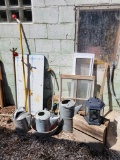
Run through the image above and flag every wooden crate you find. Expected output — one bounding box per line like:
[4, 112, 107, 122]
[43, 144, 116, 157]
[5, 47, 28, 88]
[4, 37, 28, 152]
[73, 114, 109, 152]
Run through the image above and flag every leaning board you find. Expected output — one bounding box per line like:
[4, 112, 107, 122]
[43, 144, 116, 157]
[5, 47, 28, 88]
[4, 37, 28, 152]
[15, 54, 44, 114]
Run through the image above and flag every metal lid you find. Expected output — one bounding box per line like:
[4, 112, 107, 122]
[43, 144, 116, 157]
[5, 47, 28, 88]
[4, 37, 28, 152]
[84, 97, 105, 110]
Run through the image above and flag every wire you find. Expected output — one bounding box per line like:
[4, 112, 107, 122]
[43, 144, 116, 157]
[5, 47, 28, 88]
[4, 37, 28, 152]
[109, 61, 120, 100]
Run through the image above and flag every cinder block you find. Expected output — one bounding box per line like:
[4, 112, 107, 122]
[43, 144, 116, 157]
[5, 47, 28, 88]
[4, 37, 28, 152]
[36, 52, 49, 59]
[33, 7, 58, 24]
[111, 0, 120, 3]
[45, 0, 66, 6]
[103, 93, 119, 107]
[1, 51, 13, 64]
[35, 39, 60, 53]
[48, 24, 75, 40]
[0, 24, 18, 38]
[29, 24, 47, 38]
[65, 0, 76, 5]
[49, 53, 73, 66]
[59, 66, 72, 75]
[61, 40, 74, 54]
[49, 66, 60, 77]
[21, 39, 36, 53]
[6, 74, 15, 86]
[75, 0, 109, 5]
[32, 0, 45, 7]
[59, 6, 75, 23]
[0, 38, 19, 53]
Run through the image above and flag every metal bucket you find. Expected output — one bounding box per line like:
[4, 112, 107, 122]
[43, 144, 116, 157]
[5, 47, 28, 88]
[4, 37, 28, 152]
[35, 110, 51, 133]
[63, 118, 73, 133]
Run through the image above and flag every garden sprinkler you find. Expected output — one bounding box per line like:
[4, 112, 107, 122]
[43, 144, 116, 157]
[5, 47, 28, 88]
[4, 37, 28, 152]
[12, 14, 28, 112]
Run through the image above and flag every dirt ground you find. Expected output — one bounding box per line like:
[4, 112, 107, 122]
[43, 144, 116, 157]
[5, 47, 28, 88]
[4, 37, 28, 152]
[0, 106, 120, 160]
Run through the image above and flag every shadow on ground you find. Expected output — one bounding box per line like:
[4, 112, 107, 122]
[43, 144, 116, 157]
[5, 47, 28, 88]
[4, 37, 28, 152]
[0, 125, 120, 160]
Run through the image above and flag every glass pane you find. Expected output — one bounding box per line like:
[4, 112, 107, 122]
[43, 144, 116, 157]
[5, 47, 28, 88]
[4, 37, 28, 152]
[0, 0, 5, 6]
[76, 80, 93, 99]
[23, 10, 32, 22]
[90, 109, 99, 122]
[62, 79, 77, 98]
[86, 106, 89, 119]
[78, 10, 120, 62]
[0, 11, 7, 22]
[9, 0, 18, 5]
[76, 58, 90, 75]
[100, 108, 104, 117]
[23, 0, 31, 5]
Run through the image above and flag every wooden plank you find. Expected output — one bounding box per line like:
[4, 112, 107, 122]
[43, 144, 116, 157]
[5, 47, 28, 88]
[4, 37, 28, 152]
[73, 128, 104, 152]
[0, 114, 12, 117]
[73, 114, 107, 142]
[0, 66, 3, 108]
[61, 97, 87, 101]
[60, 74, 95, 80]
[0, 66, 2, 80]
[113, 23, 120, 61]
[98, 63, 109, 100]
[0, 81, 3, 108]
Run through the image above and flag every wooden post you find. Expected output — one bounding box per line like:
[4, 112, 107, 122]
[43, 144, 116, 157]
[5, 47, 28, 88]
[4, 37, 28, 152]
[0, 65, 3, 108]
[98, 63, 109, 100]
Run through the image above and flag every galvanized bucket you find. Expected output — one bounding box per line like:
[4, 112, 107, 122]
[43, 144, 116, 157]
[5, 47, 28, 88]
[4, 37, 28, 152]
[63, 118, 73, 133]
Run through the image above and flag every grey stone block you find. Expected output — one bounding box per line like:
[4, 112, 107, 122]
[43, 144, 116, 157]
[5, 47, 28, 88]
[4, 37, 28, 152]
[33, 7, 58, 24]
[48, 24, 75, 39]
[35, 39, 60, 53]
[29, 24, 47, 38]
[61, 40, 74, 54]
[59, 6, 75, 23]
[32, 0, 45, 7]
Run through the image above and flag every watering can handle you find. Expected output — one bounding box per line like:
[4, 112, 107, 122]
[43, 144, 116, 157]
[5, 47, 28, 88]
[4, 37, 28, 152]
[17, 112, 31, 120]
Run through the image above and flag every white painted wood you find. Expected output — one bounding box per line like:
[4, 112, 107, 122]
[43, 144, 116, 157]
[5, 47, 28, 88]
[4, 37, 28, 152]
[29, 55, 44, 115]
[72, 53, 95, 102]
[15, 54, 44, 115]
[15, 54, 28, 108]
[73, 53, 94, 76]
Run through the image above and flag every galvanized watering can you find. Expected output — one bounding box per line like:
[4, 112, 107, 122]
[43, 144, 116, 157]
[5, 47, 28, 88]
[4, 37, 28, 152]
[13, 107, 32, 135]
[35, 110, 59, 133]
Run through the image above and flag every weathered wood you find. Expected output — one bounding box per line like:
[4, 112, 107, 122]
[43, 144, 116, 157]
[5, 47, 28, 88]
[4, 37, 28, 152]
[0, 66, 3, 108]
[98, 63, 109, 100]
[73, 128, 104, 152]
[61, 97, 87, 101]
[78, 110, 85, 116]
[60, 74, 95, 80]
[0, 114, 12, 117]
[0, 66, 2, 80]
[113, 22, 120, 61]
[73, 114, 108, 142]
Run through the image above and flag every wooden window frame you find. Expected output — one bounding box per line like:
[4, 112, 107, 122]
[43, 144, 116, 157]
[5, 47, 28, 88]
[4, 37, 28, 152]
[75, 5, 120, 62]
[59, 74, 95, 103]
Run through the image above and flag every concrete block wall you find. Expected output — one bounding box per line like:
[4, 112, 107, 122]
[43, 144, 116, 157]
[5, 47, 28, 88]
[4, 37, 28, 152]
[0, 0, 120, 110]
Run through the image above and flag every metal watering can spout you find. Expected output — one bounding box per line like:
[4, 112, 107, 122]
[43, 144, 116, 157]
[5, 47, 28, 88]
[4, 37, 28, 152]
[50, 116, 59, 126]
[74, 105, 83, 116]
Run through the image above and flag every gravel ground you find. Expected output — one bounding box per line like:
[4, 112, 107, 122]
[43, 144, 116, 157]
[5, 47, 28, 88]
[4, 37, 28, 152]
[0, 106, 120, 160]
